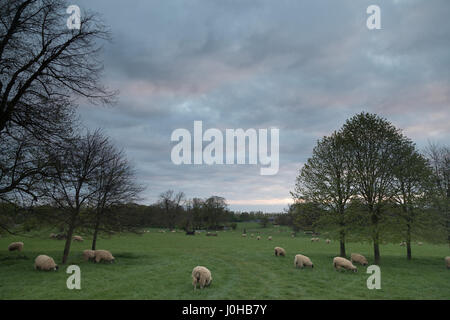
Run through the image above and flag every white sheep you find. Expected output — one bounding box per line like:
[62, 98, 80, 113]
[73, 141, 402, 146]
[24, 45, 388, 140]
[268, 236, 272, 241]
[94, 250, 115, 263]
[256, 236, 261, 240]
[350, 253, 368, 266]
[34, 255, 58, 271]
[326, 239, 331, 244]
[83, 249, 96, 261]
[8, 242, 24, 252]
[274, 247, 286, 257]
[333, 257, 357, 272]
[73, 235, 84, 242]
[294, 254, 314, 268]
[446, 256, 450, 269]
[192, 266, 212, 290]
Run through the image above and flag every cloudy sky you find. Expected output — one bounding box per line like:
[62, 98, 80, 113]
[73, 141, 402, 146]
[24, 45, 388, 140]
[73, 0, 449, 212]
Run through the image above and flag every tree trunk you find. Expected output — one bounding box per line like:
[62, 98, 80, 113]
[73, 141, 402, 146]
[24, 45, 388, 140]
[372, 213, 380, 265]
[373, 238, 380, 265]
[339, 229, 346, 258]
[62, 214, 76, 264]
[406, 223, 412, 260]
[92, 216, 101, 251]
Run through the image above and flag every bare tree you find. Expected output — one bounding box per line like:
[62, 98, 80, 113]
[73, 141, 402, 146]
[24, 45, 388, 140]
[0, 0, 115, 201]
[0, 126, 47, 202]
[42, 129, 113, 264]
[158, 190, 185, 229]
[88, 146, 145, 250]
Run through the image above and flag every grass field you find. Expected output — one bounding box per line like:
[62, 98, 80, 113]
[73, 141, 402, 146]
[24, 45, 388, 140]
[0, 223, 449, 300]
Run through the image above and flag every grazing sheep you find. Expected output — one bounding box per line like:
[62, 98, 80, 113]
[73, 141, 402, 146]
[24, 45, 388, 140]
[400, 241, 406, 246]
[206, 232, 218, 237]
[73, 235, 84, 242]
[50, 233, 57, 239]
[310, 237, 320, 242]
[446, 256, 450, 269]
[34, 255, 58, 271]
[256, 236, 261, 240]
[294, 254, 314, 269]
[242, 234, 247, 237]
[8, 242, 24, 252]
[274, 247, 286, 257]
[417, 242, 423, 246]
[192, 266, 212, 290]
[351, 253, 368, 266]
[82, 249, 96, 261]
[94, 250, 115, 263]
[56, 233, 67, 240]
[268, 236, 272, 241]
[251, 234, 254, 238]
[326, 239, 331, 244]
[333, 257, 357, 272]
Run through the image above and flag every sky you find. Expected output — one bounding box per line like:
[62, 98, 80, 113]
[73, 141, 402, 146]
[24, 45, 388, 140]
[72, 0, 449, 212]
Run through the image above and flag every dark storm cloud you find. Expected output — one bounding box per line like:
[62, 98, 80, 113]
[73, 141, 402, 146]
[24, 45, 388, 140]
[75, 0, 450, 211]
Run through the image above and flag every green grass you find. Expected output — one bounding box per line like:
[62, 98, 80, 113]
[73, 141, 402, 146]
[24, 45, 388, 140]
[0, 223, 449, 299]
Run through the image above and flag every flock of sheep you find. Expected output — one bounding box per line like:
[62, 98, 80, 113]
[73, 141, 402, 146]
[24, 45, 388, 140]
[6, 235, 115, 272]
[190, 245, 369, 290]
[5, 231, 450, 292]
[191, 233, 450, 290]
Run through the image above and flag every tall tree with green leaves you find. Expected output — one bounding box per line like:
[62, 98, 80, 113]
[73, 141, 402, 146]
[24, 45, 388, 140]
[341, 112, 405, 264]
[289, 202, 324, 234]
[292, 131, 355, 257]
[425, 143, 450, 247]
[392, 141, 434, 259]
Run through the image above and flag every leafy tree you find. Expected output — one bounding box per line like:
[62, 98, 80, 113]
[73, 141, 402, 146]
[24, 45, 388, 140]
[341, 112, 406, 264]
[424, 143, 450, 246]
[392, 141, 435, 259]
[292, 131, 355, 257]
[289, 202, 323, 234]
[203, 196, 227, 229]
[259, 215, 270, 228]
